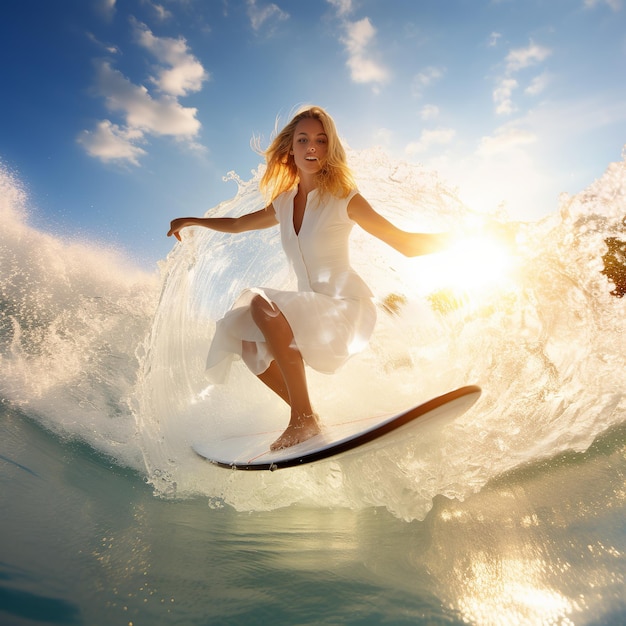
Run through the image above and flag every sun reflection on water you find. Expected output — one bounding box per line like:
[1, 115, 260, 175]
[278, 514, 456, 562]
[455, 555, 579, 626]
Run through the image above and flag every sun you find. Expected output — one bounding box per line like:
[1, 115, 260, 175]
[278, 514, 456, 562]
[402, 226, 519, 309]
[437, 234, 516, 290]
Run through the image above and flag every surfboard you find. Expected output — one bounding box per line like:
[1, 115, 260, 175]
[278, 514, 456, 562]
[192, 385, 481, 471]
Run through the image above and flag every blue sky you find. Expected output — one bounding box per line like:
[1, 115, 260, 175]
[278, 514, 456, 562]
[1, 0, 625, 268]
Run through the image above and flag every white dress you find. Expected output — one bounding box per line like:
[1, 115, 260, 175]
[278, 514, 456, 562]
[205, 187, 377, 383]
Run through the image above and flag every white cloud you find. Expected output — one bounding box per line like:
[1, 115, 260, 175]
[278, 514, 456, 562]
[86, 31, 120, 54]
[411, 66, 445, 98]
[325, 1, 389, 90]
[525, 71, 550, 96]
[424, 95, 626, 220]
[420, 104, 440, 120]
[451, 149, 549, 218]
[584, 0, 621, 10]
[467, 125, 542, 216]
[424, 123, 546, 218]
[405, 127, 456, 155]
[523, 95, 626, 143]
[476, 124, 537, 157]
[141, 0, 172, 21]
[415, 66, 444, 86]
[133, 21, 208, 96]
[77, 120, 146, 165]
[96, 0, 116, 19]
[246, 0, 289, 32]
[493, 78, 518, 115]
[341, 17, 389, 86]
[493, 41, 551, 115]
[488, 32, 502, 47]
[79, 23, 208, 166]
[95, 60, 202, 137]
[327, 0, 353, 16]
[505, 42, 551, 73]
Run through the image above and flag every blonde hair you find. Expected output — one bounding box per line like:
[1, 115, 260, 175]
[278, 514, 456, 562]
[256, 105, 355, 203]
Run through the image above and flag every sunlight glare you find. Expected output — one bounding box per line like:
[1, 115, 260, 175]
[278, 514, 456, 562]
[455, 556, 578, 626]
[409, 231, 518, 301]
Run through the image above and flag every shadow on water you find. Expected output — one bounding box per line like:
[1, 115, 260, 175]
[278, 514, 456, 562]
[2, 404, 626, 625]
[0, 578, 80, 625]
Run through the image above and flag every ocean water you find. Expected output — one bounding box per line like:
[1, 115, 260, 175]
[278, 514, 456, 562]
[1, 147, 626, 625]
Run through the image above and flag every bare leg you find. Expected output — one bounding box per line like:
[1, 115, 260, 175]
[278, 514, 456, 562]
[249, 295, 321, 450]
[242, 346, 290, 406]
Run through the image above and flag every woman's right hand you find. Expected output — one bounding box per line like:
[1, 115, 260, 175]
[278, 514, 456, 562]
[167, 207, 277, 241]
[167, 217, 193, 241]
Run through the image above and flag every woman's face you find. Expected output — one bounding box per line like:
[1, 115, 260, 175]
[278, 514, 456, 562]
[291, 117, 328, 176]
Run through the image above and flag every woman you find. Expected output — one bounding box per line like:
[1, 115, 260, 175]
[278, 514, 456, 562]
[168, 105, 451, 450]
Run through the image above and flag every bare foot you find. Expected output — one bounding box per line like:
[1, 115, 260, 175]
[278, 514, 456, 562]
[270, 413, 321, 450]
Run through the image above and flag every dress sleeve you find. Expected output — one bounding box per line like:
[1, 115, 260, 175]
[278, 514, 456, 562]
[341, 189, 359, 223]
[271, 189, 294, 226]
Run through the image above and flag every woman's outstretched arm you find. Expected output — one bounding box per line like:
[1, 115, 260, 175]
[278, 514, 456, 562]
[167, 206, 278, 241]
[348, 194, 453, 257]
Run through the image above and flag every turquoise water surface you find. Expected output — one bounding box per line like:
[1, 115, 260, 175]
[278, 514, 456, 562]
[4, 405, 626, 625]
